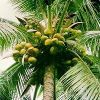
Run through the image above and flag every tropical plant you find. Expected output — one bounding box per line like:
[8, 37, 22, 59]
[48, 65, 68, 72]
[0, 0, 100, 100]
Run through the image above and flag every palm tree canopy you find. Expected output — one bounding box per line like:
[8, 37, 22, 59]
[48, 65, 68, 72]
[0, 0, 100, 100]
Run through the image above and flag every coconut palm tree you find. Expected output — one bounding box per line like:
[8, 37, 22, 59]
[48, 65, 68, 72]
[0, 0, 100, 100]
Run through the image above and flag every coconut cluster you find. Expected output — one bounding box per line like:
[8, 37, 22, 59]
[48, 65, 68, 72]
[33, 31, 80, 66]
[45, 34, 66, 55]
[13, 42, 39, 64]
[32, 31, 66, 55]
[13, 29, 86, 67]
[25, 18, 39, 30]
[62, 28, 82, 40]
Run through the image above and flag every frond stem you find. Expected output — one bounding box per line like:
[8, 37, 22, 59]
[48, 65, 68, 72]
[54, 67, 56, 100]
[38, 0, 47, 19]
[33, 84, 39, 100]
[47, 5, 52, 30]
[56, 0, 70, 33]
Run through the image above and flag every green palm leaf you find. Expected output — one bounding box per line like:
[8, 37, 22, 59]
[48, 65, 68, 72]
[56, 81, 67, 100]
[57, 61, 100, 100]
[10, 0, 47, 20]
[10, 0, 100, 31]
[10, 0, 37, 12]
[72, 0, 100, 31]
[0, 18, 33, 51]
[81, 31, 100, 58]
[10, 0, 55, 12]
[87, 56, 100, 81]
[0, 62, 34, 100]
[0, 0, 100, 100]
[51, 0, 100, 32]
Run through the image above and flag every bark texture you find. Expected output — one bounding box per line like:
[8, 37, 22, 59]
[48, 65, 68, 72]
[43, 65, 54, 100]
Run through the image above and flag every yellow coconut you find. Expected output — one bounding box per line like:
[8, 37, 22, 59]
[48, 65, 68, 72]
[44, 39, 52, 46]
[20, 49, 26, 55]
[33, 48, 39, 55]
[52, 38, 59, 44]
[44, 28, 54, 35]
[35, 31, 42, 37]
[25, 43, 32, 49]
[15, 44, 22, 50]
[53, 33, 65, 41]
[20, 42, 26, 47]
[58, 41, 65, 46]
[28, 57, 37, 63]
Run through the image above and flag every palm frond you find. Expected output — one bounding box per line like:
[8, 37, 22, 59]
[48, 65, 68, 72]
[22, 95, 31, 100]
[73, 0, 100, 31]
[0, 62, 34, 100]
[9, 0, 100, 31]
[0, 82, 12, 100]
[33, 84, 40, 100]
[57, 61, 100, 100]
[56, 81, 67, 100]
[50, 0, 100, 33]
[92, 0, 100, 12]
[37, 85, 43, 97]
[10, 0, 37, 12]
[86, 55, 100, 81]
[81, 31, 100, 58]
[54, 0, 100, 31]
[10, 0, 47, 20]
[10, 0, 55, 12]
[0, 18, 33, 51]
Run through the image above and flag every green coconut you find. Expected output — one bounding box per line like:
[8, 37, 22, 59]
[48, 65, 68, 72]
[50, 46, 58, 55]
[41, 35, 48, 41]
[25, 43, 32, 49]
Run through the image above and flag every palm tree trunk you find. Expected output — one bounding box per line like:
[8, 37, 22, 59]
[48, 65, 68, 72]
[43, 65, 55, 100]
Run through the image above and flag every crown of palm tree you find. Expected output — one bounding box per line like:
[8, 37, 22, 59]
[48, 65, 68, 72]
[0, 0, 100, 100]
